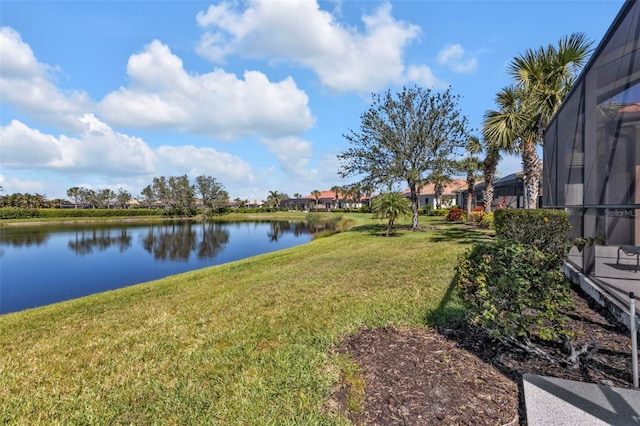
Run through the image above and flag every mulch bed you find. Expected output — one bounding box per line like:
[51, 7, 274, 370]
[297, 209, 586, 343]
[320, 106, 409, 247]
[329, 286, 638, 425]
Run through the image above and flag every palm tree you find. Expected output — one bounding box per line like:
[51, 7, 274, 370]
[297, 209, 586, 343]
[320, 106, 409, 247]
[428, 172, 452, 209]
[372, 191, 411, 237]
[292, 193, 302, 210]
[311, 190, 321, 212]
[484, 33, 592, 209]
[330, 185, 342, 209]
[267, 190, 281, 209]
[480, 140, 502, 213]
[484, 84, 537, 206]
[459, 135, 483, 220]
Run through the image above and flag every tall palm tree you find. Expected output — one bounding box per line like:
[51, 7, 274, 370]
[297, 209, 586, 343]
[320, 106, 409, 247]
[292, 193, 302, 210]
[459, 135, 483, 220]
[330, 185, 342, 209]
[428, 172, 452, 209]
[480, 141, 502, 213]
[267, 190, 281, 209]
[311, 189, 321, 212]
[484, 33, 592, 209]
[484, 85, 538, 208]
[372, 191, 411, 237]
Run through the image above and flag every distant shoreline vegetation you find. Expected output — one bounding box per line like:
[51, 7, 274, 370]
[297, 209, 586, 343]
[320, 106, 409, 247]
[0, 207, 306, 221]
[0, 209, 356, 240]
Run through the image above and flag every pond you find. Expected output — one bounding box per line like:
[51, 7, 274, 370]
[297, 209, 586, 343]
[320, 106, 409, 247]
[0, 220, 313, 315]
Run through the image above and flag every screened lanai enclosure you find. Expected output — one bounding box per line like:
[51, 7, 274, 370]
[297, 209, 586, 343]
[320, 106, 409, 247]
[543, 0, 640, 304]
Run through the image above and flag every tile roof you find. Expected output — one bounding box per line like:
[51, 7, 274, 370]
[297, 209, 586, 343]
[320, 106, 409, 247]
[402, 178, 468, 196]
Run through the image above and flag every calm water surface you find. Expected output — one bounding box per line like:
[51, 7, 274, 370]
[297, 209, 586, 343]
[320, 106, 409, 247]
[0, 221, 312, 315]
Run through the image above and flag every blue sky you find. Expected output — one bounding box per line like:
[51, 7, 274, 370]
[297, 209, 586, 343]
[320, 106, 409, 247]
[0, 0, 626, 202]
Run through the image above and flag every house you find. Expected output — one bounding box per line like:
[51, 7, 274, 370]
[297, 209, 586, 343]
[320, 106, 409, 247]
[459, 172, 543, 211]
[292, 189, 370, 211]
[542, 0, 639, 318]
[402, 178, 467, 209]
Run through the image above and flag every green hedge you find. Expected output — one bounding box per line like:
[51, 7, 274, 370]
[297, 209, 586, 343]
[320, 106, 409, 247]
[428, 208, 449, 216]
[0, 208, 42, 219]
[494, 208, 571, 268]
[455, 239, 574, 341]
[1, 208, 162, 219]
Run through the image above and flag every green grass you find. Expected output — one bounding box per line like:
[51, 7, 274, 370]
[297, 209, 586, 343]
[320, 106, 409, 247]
[0, 213, 484, 424]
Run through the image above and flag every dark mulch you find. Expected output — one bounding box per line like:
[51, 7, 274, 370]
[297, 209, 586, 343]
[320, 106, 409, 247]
[329, 286, 638, 425]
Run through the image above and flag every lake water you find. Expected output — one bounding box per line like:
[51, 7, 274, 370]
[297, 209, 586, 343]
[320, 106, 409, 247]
[0, 220, 312, 315]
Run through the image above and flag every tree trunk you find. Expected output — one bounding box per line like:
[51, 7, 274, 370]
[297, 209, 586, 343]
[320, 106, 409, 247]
[409, 185, 419, 230]
[521, 138, 541, 209]
[483, 154, 498, 213]
[466, 172, 474, 220]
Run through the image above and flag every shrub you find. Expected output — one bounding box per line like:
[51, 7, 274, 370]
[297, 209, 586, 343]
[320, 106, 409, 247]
[479, 212, 494, 230]
[1, 208, 162, 219]
[446, 208, 465, 222]
[0, 208, 41, 219]
[428, 208, 448, 216]
[469, 211, 485, 225]
[455, 240, 574, 342]
[494, 209, 571, 268]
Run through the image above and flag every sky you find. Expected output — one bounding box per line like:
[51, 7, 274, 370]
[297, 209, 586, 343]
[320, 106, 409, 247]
[0, 0, 627, 202]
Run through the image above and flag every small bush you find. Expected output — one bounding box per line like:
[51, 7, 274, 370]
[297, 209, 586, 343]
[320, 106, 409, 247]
[469, 211, 485, 225]
[446, 208, 465, 222]
[427, 208, 448, 216]
[494, 209, 571, 268]
[479, 212, 494, 230]
[455, 240, 574, 342]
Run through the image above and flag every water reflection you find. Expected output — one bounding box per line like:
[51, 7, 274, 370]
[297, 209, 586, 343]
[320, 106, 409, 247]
[267, 221, 311, 241]
[0, 229, 50, 247]
[141, 222, 230, 261]
[68, 228, 132, 255]
[0, 220, 312, 315]
[197, 222, 230, 260]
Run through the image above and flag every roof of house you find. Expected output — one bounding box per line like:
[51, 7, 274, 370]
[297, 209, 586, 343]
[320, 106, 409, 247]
[402, 178, 468, 196]
[303, 190, 337, 200]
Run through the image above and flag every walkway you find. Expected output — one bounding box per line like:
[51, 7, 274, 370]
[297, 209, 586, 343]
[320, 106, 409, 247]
[525, 263, 640, 425]
[524, 374, 640, 425]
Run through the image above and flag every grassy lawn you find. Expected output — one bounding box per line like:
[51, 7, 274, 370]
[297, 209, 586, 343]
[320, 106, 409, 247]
[0, 213, 486, 424]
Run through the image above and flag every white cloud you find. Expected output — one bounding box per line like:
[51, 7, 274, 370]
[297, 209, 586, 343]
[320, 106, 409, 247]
[0, 174, 48, 195]
[98, 40, 314, 139]
[0, 120, 63, 166]
[260, 136, 313, 178]
[0, 27, 94, 133]
[0, 116, 157, 175]
[156, 145, 255, 184]
[196, 0, 445, 92]
[436, 43, 478, 74]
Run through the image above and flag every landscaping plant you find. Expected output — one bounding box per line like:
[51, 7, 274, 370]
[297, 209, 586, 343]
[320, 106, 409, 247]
[446, 208, 465, 222]
[454, 208, 598, 364]
[455, 240, 574, 345]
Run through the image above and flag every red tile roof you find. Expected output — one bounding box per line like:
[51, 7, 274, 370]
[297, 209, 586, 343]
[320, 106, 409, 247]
[402, 178, 467, 196]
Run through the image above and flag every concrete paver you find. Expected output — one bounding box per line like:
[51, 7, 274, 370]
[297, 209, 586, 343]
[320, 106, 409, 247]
[523, 374, 640, 425]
